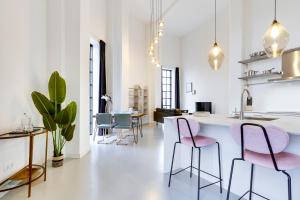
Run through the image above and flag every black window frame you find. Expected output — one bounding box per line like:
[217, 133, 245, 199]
[161, 68, 173, 109]
[89, 44, 94, 135]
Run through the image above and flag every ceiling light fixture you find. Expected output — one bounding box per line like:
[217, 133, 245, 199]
[208, 0, 224, 71]
[148, 0, 164, 67]
[263, 0, 289, 58]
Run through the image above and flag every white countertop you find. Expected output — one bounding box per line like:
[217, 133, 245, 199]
[165, 114, 300, 135]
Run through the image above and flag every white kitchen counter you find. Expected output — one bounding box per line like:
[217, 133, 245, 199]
[163, 114, 300, 200]
[165, 113, 300, 135]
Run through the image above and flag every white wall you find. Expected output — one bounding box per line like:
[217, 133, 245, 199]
[89, 0, 107, 41]
[0, 0, 109, 185]
[151, 34, 182, 110]
[235, 0, 300, 112]
[127, 15, 148, 89]
[181, 0, 300, 114]
[181, 6, 230, 114]
[0, 0, 48, 181]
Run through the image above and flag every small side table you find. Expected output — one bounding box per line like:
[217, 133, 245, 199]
[0, 128, 48, 198]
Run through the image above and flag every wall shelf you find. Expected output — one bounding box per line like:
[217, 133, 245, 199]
[238, 72, 282, 80]
[239, 55, 270, 65]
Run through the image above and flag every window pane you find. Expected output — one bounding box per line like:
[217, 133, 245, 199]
[167, 92, 170, 98]
[162, 78, 167, 84]
[163, 85, 167, 92]
[161, 69, 173, 108]
[167, 78, 171, 84]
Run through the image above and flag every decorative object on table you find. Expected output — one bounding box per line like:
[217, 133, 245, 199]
[185, 82, 193, 93]
[101, 94, 112, 113]
[21, 113, 34, 133]
[208, 0, 224, 70]
[31, 71, 77, 168]
[263, 0, 289, 58]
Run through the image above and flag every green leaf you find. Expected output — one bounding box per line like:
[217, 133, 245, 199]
[61, 125, 75, 141]
[65, 101, 77, 124]
[31, 92, 55, 115]
[52, 102, 61, 113]
[54, 109, 70, 125]
[42, 113, 57, 131]
[48, 71, 66, 104]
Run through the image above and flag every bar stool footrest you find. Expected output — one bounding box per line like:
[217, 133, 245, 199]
[238, 190, 270, 200]
[171, 165, 222, 191]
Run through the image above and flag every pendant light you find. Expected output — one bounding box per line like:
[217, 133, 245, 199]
[208, 0, 224, 71]
[263, 0, 289, 58]
[148, 0, 164, 67]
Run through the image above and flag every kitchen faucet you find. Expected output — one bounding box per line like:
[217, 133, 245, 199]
[240, 88, 252, 120]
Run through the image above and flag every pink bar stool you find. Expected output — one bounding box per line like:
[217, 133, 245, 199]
[168, 118, 222, 200]
[227, 123, 300, 200]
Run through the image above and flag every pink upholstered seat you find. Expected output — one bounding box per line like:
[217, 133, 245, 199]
[181, 135, 216, 147]
[244, 150, 300, 170]
[173, 118, 216, 147]
[231, 123, 300, 170]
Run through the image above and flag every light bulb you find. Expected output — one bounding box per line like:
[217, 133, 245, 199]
[151, 57, 156, 64]
[150, 44, 154, 50]
[263, 20, 289, 58]
[154, 37, 159, 44]
[159, 21, 164, 27]
[208, 42, 224, 71]
[156, 62, 161, 68]
[159, 30, 163, 37]
[149, 50, 153, 56]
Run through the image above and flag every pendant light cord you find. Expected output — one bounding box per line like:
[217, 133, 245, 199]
[214, 0, 217, 43]
[274, 0, 277, 20]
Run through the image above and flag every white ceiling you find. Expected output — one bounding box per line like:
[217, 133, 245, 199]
[129, 0, 228, 37]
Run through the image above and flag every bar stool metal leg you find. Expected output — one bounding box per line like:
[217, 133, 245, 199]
[190, 147, 194, 178]
[217, 142, 222, 193]
[197, 148, 201, 200]
[282, 171, 292, 200]
[249, 164, 254, 200]
[226, 158, 238, 200]
[168, 142, 178, 187]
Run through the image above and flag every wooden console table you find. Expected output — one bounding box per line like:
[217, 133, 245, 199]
[0, 128, 48, 197]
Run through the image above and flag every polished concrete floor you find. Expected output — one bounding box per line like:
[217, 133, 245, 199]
[1, 125, 239, 200]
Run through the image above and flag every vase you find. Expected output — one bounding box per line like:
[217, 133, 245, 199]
[52, 154, 64, 168]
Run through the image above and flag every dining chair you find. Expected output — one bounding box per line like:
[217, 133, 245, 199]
[114, 113, 138, 144]
[93, 113, 116, 142]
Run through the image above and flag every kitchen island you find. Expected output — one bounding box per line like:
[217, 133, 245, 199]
[163, 114, 300, 200]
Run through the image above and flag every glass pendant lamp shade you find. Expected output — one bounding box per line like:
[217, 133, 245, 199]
[208, 42, 224, 71]
[263, 20, 289, 58]
[208, 0, 224, 71]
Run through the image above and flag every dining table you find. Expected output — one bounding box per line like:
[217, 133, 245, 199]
[92, 113, 145, 141]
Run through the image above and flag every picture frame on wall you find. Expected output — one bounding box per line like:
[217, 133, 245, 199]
[186, 82, 192, 93]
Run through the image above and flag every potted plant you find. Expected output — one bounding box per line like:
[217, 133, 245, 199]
[31, 71, 77, 167]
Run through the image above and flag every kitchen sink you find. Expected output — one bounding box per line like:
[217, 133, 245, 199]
[228, 116, 278, 121]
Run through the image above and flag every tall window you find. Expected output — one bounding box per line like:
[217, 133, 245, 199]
[89, 44, 93, 135]
[161, 69, 172, 109]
